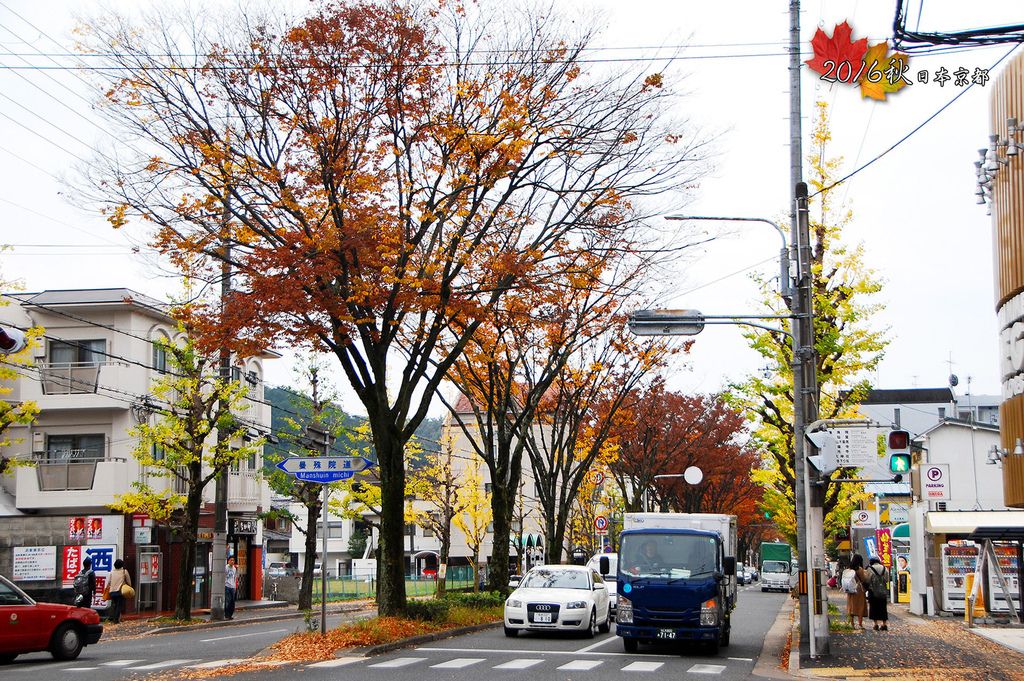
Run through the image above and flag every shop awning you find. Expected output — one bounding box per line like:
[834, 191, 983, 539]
[891, 523, 909, 539]
[926, 510, 1024, 538]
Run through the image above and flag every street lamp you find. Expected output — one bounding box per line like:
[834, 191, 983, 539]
[664, 215, 791, 302]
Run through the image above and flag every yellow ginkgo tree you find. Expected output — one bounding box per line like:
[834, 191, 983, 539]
[453, 460, 492, 594]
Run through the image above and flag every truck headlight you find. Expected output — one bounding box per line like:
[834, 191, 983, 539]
[617, 599, 633, 624]
[700, 598, 718, 626]
[566, 601, 586, 609]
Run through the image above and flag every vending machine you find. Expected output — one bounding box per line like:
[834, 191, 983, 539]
[941, 541, 978, 612]
[941, 541, 1020, 613]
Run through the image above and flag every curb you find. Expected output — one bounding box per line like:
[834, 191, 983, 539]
[143, 603, 372, 636]
[353, 621, 503, 657]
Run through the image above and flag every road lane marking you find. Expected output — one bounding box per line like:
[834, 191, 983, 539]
[101, 660, 144, 666]
[308, 657, 363, 668]
[622, 661, 664, 672]
[368, 657, 426, 668]
[727, 657, 753, 661]
[493, 659, 545, 669]
[575, 636, 619, 654]
[430, 658, 485, 669]
[558, 660, 603, 671]
[688, 663, 727, 674]
[201, 628, 288, 642]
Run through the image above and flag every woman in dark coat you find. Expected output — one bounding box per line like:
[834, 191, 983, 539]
[866, 556, 890, 631]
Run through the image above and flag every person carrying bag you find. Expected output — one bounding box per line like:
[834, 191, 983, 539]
[107, 559, 133, 623]
[866, 556, 890, 631]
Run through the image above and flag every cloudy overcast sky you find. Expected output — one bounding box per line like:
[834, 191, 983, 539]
[0, 0, 1019, 407]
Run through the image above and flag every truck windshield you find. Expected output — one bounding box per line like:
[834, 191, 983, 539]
[763, 560, 791, 574]
[620, 533, 718, 579]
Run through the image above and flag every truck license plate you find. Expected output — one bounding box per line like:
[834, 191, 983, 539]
[657, 629, 676, 639]
[534, 613, 552, 623]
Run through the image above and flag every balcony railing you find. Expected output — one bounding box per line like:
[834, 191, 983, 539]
[33, 450, 124, 491]
[38, 362, 102, 395]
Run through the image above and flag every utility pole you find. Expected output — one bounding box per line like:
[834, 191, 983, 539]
[210, 187, 232, 622]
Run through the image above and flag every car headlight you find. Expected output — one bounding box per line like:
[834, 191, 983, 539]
[566, 600, 587, 609]
[617, 598, 633, 624]
[700, 598, 718, 626]
[506, 598, 522, 608]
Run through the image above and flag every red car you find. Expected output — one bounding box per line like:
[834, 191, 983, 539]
[0, 574, 103, 663]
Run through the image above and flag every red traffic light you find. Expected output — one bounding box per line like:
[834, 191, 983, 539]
[888, 430, 910, 450]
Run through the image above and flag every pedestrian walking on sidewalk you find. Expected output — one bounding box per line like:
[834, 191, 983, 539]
[108, 559, 132, 623]
[225, 556, 237, 620]
[866, 556, 890, 631]
[843, 553, 867, 629]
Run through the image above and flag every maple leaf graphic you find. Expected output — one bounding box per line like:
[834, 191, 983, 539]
[858, 42, 911, 101]
[805, 20, 868, 82]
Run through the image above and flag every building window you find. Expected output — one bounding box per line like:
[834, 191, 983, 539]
[484, 483, 492, 494]
[327, 522, 345, 539]
[48, 434, 105, 461]
[152, 339, 169, 372]
[151, 443, 165, 462]
[893, 408, 901, 427]
[50, 339, 105, 364]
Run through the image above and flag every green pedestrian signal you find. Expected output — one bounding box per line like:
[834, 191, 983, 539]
[889, 453, 911, 473]
[886, 429, 912, 479]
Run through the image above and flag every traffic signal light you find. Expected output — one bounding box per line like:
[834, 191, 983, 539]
[0, 327, 26, 354]
[887, 429, 912, 479]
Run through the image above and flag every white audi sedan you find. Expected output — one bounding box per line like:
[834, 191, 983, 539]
[504, 565, 612, 638]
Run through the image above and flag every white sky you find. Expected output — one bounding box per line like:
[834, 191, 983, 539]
[0, 0, 1019, 414]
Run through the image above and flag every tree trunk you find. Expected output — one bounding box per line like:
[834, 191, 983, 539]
[436, 523, 451, 598]
[375, 427, 407, 617]
[298, 498, 321, 611]
[175, 482, 204, 621]
[488, 481, 514, 594]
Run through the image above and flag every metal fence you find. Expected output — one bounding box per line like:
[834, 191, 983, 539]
[302, 565, 485, 602]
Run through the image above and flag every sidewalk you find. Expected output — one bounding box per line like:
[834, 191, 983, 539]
[99, 598, 377, 641]
[790, 590, 1024, 680]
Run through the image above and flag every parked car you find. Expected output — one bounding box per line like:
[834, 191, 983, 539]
[0, 574, 103, 662]
[585, 552, 619, 619]
[503, 565, 612, 638]
[266, 562, 295, 578]
[748, 566, 759, 582]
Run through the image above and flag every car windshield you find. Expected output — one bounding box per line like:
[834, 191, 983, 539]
[620, 533, 719, 579]
[763, 560, 791, 574]
[520, 568, 590, 590]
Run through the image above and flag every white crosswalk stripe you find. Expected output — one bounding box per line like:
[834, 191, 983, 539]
[128, 659, 198, 671]
[367, 657, 427, 668]
[622, 660, 664, 672]
[308, 657, 363, 668]
[557, 659, 603, 671]
[688, 663, 727, 674]
[430, 657, 485, 669]
[186, 659, 249, 669]
[493, 659, 544, 670]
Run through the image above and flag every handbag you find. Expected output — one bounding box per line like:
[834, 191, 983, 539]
[121, 584, 136, 599]
[102, 583, 110, 600]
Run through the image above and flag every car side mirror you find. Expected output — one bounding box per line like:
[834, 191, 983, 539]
[713, 571, 725, 583]
[509, 576, 521, 589]
[599, 556, 610, 575]
[722, 556, 736, 576]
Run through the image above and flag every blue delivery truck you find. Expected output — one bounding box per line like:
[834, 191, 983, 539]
[615, 513, 737, 654]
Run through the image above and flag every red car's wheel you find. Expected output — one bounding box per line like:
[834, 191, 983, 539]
[50, 622, 84, 661]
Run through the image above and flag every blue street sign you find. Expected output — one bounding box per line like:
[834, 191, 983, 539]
[276, 456, 374, 483]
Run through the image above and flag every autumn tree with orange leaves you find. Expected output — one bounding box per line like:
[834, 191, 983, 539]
[440, 228, 686, 593]
[76, 0, 709, 616]
[608, 384, 766, 562]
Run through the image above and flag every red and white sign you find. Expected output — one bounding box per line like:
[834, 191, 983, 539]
[594, 515, 609, 534]
[589, 470, 605, 486]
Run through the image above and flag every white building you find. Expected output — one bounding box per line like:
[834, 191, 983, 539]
[0, 288, 275, 609]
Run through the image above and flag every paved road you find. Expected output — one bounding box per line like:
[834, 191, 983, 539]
[2, 584, 789, 680]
